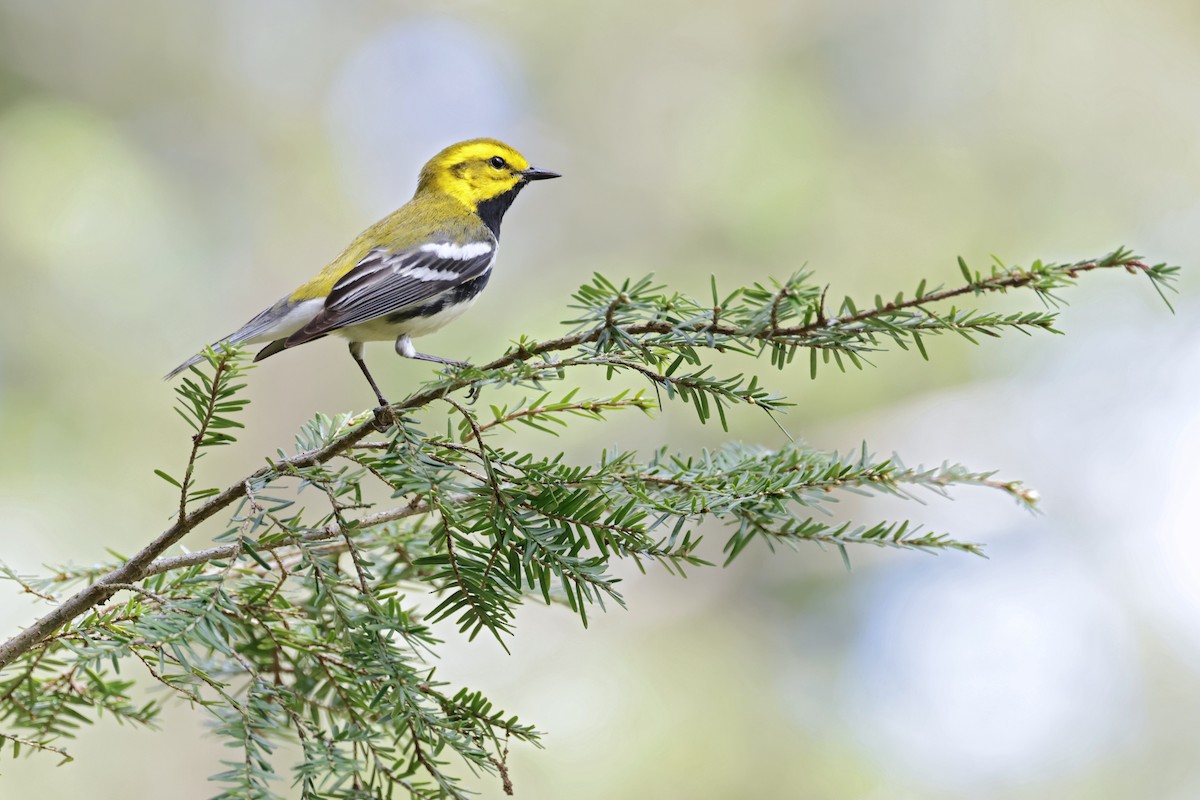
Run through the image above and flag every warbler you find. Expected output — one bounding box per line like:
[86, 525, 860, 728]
[166, 138, 560, 405]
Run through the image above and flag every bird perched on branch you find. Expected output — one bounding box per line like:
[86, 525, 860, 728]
[166, 138, 560, 406]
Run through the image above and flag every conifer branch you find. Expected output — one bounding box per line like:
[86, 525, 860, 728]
[0, 249, 1171, 667]
[0, 249, 1178, 796]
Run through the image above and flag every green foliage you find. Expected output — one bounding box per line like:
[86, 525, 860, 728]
[0, 250, 1178, 797]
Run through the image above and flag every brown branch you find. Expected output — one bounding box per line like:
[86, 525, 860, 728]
[0, 732, 73, 764]
[177, 356, 232, 523]
[105, 583, 169, 606]
[443, 397, 514, 584]
[140, 500, 453, 579]
[473, 396, 652, 436]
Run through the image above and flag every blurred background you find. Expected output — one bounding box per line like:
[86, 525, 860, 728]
[1, 0, 1197, 797]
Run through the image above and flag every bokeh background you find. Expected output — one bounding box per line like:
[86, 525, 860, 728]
[1, 1, 1197, 797]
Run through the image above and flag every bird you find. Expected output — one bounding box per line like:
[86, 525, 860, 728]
[165, 138, 560, 407]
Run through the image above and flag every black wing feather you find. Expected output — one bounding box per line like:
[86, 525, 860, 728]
[286, 244, 495, 345]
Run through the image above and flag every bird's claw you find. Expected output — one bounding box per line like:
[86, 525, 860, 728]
[372, 405, 401, 432]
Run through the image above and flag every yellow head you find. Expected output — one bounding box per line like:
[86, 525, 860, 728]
[416, 138, 560, 215]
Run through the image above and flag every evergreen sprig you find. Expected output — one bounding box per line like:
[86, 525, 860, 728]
[0, 249, 1178, 797]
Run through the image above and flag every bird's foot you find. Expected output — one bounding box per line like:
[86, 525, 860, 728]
[372, 405, 402, 433]
[419, 355, 470, 370]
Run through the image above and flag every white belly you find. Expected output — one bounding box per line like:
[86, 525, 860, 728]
[335, 296, 480, 343]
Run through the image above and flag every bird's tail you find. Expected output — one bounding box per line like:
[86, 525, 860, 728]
[163, 298, 315, 380]
[163, 331, 255, 380]
[164, 354, 204, 380]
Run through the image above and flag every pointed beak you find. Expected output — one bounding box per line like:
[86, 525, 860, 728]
[521, 166, 561, 182]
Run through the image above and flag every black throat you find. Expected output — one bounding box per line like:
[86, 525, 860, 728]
[474, 183, 526, 238]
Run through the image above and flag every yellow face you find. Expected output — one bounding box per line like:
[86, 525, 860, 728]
[417, 138, 538, 208]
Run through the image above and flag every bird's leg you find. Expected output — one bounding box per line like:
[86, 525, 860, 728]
[394, 334, 469, 369]
[395, 335, 480, 403]
[350, 341, 389, 406]
[348, 342, 398, 430]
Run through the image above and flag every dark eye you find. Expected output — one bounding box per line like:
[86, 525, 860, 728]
[489, 156, 507, 169]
